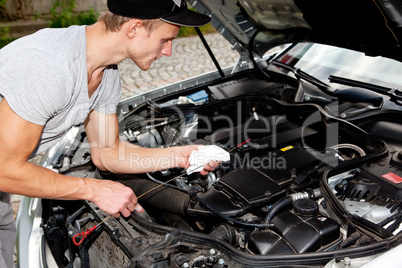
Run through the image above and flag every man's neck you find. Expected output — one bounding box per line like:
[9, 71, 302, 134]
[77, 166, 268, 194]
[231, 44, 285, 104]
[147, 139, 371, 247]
[85, 22, 127, 74]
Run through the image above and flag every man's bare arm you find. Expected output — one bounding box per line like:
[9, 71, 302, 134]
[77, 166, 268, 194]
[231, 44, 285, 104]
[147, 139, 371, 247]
[85, 110, 218, 175]
[0, 99, 136, 217]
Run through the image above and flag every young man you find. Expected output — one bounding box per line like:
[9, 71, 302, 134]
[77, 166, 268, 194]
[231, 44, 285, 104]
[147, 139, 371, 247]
[0, 0, 213, 267]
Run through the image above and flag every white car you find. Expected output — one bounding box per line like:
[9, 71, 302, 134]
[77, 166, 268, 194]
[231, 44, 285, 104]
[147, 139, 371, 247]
[16, 0, 402, 267]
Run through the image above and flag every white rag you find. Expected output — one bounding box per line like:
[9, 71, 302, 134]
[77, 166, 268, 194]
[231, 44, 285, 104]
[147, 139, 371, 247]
[186, 145, 230, 175]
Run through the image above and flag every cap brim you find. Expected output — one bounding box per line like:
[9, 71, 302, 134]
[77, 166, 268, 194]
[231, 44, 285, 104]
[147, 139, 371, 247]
[161, 9, 211, 27]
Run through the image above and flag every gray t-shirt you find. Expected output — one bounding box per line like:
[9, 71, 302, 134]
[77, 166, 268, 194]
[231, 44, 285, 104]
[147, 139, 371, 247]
[0, 25, 121, 157]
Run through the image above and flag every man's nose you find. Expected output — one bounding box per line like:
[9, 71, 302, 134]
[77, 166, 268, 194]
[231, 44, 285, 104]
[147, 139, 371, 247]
[161, 41, 173, 57]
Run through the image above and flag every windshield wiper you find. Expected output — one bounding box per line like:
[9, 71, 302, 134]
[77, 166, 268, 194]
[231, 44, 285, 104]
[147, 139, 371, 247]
[329, 75, 402, 102]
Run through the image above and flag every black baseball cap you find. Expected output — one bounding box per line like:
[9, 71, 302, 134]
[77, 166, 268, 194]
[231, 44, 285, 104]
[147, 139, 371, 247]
[107, 0, 211, 27]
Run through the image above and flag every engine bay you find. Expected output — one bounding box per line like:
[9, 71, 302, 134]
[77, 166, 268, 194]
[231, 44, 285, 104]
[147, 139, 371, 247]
[40, 72, 402, 267]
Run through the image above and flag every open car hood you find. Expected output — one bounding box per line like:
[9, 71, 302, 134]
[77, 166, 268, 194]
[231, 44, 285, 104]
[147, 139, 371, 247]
[193, 0, 402, 62]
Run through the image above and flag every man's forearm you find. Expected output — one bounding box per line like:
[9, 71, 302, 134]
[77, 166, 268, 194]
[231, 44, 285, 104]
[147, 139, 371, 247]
[0, 161, 93, 200]
[0, 160, 137, 217]
[92, 141, 191, 174]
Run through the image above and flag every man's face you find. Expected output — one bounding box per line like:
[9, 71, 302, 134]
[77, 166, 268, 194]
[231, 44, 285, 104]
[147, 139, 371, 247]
[129, 21, 180, 71]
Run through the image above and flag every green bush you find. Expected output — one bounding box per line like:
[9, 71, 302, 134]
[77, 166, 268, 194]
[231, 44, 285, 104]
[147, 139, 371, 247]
[74, 8, 99, 26]
[0, 24, 12, 48]
[0, 0, 7, 23]
[49, 0, 99, 28]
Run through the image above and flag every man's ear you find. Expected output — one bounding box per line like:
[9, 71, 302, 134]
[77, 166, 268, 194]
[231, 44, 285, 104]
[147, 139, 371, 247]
[127, 19, 142, 39]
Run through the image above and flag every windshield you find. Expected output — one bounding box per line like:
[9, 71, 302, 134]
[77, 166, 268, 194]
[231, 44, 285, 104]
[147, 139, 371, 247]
[274, 43, 402, 90]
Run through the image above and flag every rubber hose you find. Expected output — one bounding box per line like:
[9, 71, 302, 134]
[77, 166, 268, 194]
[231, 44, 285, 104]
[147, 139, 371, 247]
[96, 170, 189, 215]
[263, 196, 293, 223]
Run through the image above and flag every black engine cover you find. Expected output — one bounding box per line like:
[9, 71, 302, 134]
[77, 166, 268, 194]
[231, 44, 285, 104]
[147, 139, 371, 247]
[192, 145, 322, 216]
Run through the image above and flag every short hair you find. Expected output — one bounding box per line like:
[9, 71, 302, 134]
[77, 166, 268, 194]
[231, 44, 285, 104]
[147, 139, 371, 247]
[98, 11, 165, 35]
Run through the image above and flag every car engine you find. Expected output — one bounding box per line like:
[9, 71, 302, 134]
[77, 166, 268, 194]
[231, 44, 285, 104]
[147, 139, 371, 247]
[40, 74, 402, 267]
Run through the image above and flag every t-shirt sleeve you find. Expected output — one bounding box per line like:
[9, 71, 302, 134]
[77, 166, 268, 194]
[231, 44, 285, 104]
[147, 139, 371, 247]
[94, 64, 121, 115]
[0, 49, 68, 125]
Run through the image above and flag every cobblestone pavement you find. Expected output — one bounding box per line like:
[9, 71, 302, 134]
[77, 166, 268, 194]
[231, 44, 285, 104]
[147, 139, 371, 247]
[11, 32, 240, 216]
[118, 32, 240, 100]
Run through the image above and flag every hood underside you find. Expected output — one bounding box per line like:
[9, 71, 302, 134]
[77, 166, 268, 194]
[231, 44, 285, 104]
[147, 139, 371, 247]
[196, 0, 402, 62]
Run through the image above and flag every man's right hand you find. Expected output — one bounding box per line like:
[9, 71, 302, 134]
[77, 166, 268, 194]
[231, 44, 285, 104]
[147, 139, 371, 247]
[86, 178, 137, 218]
